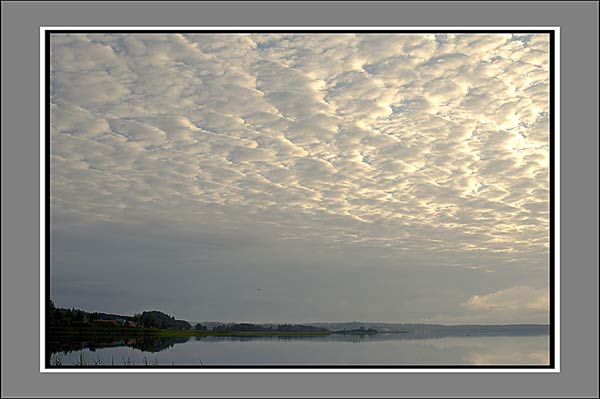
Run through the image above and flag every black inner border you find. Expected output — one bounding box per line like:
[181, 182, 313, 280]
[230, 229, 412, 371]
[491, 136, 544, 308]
[45, 29, 556, 370]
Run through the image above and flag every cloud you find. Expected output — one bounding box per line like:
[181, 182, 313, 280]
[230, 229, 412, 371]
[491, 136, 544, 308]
[449, 286, 550, 324]
[464, 286, 549, 312]
[49, 33, 551, 322]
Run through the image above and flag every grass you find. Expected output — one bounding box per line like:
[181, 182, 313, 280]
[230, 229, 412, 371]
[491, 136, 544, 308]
[50, 352, 164, 367]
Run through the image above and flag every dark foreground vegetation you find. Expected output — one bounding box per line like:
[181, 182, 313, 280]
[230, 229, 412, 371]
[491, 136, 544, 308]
[47, 301, 548, 366]
[47, 301, 375, 337]
[47, 301, 362, 363]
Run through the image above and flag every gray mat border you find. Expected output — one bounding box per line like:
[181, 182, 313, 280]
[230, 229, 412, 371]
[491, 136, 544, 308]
[2, 1, 598, 397]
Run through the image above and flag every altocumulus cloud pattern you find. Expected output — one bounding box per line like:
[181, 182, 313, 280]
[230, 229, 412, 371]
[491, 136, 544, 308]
[49, 33, 550, 323]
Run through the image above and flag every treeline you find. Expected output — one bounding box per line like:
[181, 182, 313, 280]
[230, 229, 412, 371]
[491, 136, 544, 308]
[133, 311, 191, 330]
[206, 323, 329, 333]
[47, 301, 379, 334]
[333, 327, 378, 334]
[47, 301, 191, 330]
[199, 323, 377, 334]
[47, 300, 100, 327]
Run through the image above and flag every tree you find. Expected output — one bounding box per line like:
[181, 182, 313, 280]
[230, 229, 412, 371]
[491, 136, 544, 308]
[135, 311, 191, 330]
[74, 310, 84, 322]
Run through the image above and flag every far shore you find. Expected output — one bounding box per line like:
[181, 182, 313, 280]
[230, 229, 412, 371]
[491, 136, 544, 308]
[48, 325, 354, 338]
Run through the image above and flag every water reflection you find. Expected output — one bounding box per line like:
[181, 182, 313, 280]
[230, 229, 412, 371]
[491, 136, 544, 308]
[127, 336, 191, 352]
[48, 334, 192, 357]
[50, 333, 549, 366]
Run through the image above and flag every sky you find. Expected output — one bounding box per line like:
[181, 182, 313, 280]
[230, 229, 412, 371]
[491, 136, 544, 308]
[49, 33, 550, 324]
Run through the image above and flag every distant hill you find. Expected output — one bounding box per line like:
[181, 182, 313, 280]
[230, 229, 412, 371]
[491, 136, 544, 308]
[49, 301, 548, 336]
[193, 321, 549, 336]
[306, 322, 549, 336]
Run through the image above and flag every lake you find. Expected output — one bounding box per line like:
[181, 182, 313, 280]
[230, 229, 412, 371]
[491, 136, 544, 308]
[50, 332, 550, 366]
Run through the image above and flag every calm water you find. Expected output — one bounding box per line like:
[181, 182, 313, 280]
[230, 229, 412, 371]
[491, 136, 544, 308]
[51, 333, 549, 366]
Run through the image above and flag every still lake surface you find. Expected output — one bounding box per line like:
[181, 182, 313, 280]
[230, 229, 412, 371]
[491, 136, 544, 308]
[52, 332, 549, 366]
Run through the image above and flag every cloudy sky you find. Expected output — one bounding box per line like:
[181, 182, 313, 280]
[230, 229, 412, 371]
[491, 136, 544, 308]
[49, 32, 550, 324]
